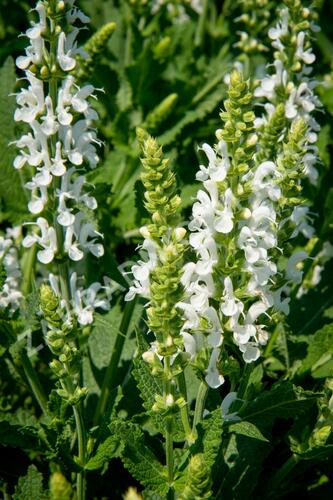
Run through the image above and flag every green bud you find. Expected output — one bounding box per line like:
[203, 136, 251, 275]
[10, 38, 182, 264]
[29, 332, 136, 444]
[179, 454, 212, 500]
[153, 36, 172, 59]
[40, 284, 62, 327]
[49, 471, 72, 500]
[75, 22, 117, 82]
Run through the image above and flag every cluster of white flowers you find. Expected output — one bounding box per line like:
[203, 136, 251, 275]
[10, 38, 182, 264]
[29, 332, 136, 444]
[125, 235, 158, 301]
[176, 4, 321, 388]
[14, 1, 103, 266]
[49, 272, 111, 326]
[254, 5, 321, 184]
[13, 0, 110, 326]
[0, 227, 22, 312]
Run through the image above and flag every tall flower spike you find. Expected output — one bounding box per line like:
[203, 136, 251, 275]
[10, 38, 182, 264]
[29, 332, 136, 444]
[127, 128, 185, 357]
[181, 49, 320, 389]
[178, 70, 260, 388]
[14, 0, 103, 266]
[14, 0, 111, 328]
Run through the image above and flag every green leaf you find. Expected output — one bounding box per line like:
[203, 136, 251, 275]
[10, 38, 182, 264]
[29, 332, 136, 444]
[228, 421, 269, 442]
[298, 323, 333, 378]
[85, 434, 123, 470]
[217, 432, 270, 499]
[157, 86, 224, 146]
[191, 408, 223, 469]
[110, 420, 168, 495]
[0, 57, 28, 223]
[89, 305, 123, 369]
[0, 409, 42, 450]
[239, 382, 317, 428]
[13, 465, 46, 500]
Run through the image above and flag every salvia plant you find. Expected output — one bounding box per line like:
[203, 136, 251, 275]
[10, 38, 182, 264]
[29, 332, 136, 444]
[0, 0, 333, 499]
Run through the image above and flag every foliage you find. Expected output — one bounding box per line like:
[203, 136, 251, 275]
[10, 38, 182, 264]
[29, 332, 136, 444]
[0, 0, 333, 499]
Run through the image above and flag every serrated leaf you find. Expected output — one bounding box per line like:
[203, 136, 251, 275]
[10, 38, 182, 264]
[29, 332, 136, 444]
[110, 420, 168, 495]
[217, 432, 271, 499]
[228, 421, 269, 442]
[13, 465, 46, 500]
[0, 410, 42, 450]
[239, 383, 317, 426]
[191, 408, 223, 469]
[89, 305, 123, 369]
[157, 86, 223, 146]
[85, 434, 123, 470]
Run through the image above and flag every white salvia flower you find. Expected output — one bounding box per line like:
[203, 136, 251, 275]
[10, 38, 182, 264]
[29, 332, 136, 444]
[57, 32, 76, 71]
[70, 272, 110, 325]
[0, 227, 23, 312]
[125, 237, 158, 301]
[205, 348, 225, 388]
[23, 217, 57, 264]
[296, 31, 316, 65]
[14, 0, 104, 265]
[286, 251, 308, 284]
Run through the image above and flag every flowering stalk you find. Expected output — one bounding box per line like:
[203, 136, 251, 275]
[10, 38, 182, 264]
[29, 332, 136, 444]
[126, 129, 191, 497]
[13, 1, 111, 498]
[179, 11, 320, 391]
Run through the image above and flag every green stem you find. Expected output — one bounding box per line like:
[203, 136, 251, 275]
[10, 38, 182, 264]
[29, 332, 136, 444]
[192, 381, 208, 433]
[93, 297, 137, 425]
[164, 356, 174, 499]
[73, 404, 87, 500]
[177, 372, 193, 443]
[21, 351, 48, 416]
[62, 373, 86, 500]
[21, 245, 37, 296]
[166, 417, 174, 499]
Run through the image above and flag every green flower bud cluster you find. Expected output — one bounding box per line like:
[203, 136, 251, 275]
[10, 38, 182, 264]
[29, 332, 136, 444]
[49, 471, 72, 500]
[153, 36, 172, 60]
[274, 0, 316, 74]
[234, 0, 273, 55]
[143, 93, 178, 133]
[147, 237, 186, 356]
[75, 22, 117, 83]
[40, 284, 87, 406]
[179, 454, 212, 500]
[217, 71, 257, 181]
[152, 392, 186, 416]
[138, 133, 186, 355]
[256, 103, 287, 164]
[137, 129, 182, 240]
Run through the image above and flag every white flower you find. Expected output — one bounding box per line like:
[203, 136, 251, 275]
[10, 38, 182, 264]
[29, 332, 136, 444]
[268, 8, 289, 43]
[239, 342, 261, 363]
[286, 251, 308, 284]
[23, 217, 57, 264]
[252, 161, 281, 201]
[125, 238, 158, 301]
[70, 272, 110, 325]
[57, 32, 76, 72]
[205, 348, 224, 388]
[14, 73, 45, 123]
[296, 31, 316, 65]
[221, 392, 242, 422]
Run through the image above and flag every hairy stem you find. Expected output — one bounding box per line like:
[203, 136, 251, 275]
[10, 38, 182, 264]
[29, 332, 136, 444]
[177, 372, 194, 443]
[164, 356, 174, 499]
